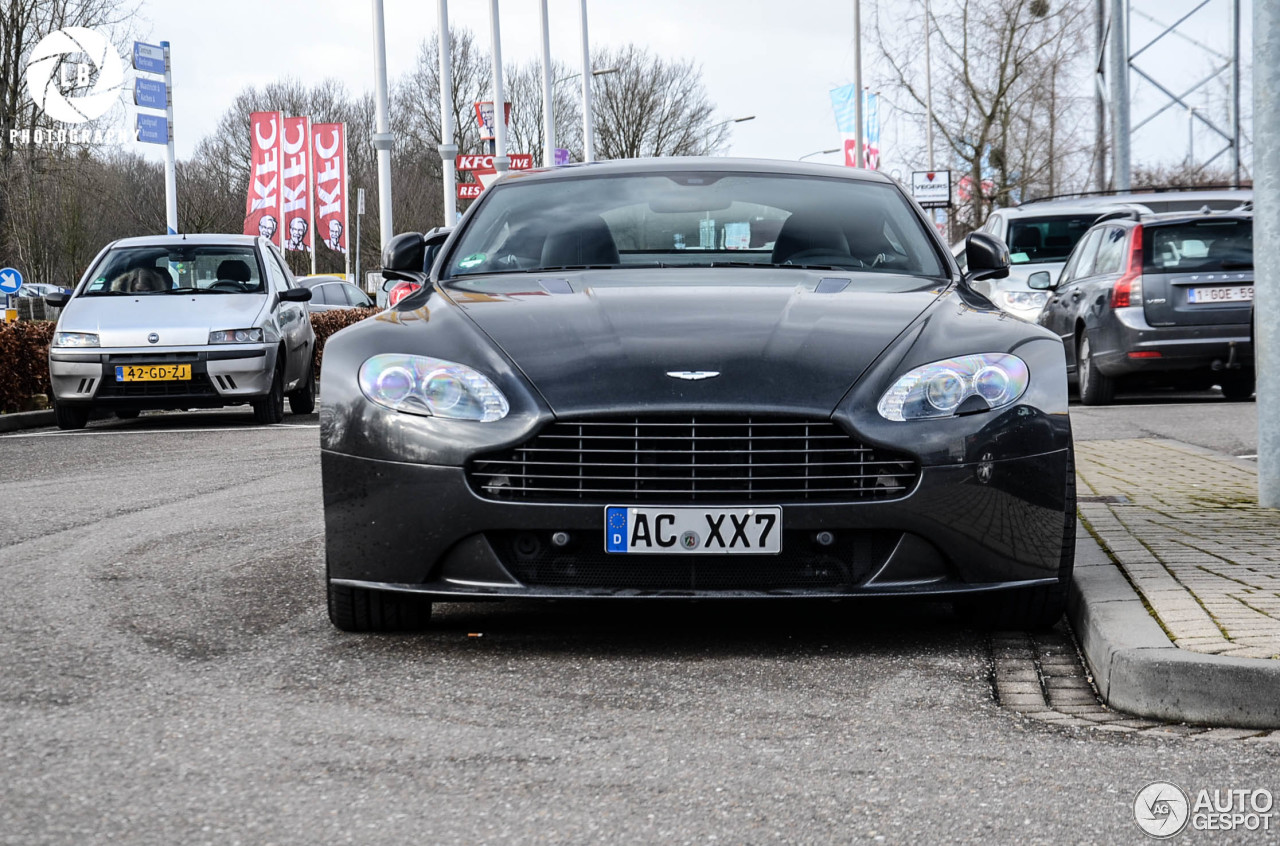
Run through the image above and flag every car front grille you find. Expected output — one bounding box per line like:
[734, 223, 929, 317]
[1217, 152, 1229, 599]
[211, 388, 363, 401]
[487, 529, 902, 591]
[468, 416, 919, 504]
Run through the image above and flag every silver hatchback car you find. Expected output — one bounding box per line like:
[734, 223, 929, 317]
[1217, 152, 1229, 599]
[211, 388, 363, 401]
[46, 234, 316, 429]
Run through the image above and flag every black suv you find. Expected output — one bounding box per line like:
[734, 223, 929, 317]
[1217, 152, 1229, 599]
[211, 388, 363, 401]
[1032, 210, 1253, 404]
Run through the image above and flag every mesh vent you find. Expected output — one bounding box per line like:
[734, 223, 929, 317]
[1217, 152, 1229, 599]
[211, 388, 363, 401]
[469, 416, 919, 505]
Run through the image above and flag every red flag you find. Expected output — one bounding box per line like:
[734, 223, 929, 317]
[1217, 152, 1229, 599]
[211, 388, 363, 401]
[311, 122, 348, 254]
[244, 111, 284, 247]
[281, 116, 312, 254]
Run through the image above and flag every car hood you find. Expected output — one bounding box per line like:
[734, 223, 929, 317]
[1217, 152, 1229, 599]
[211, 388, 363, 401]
[60, 294, 267, 347]
[446, 270, 947, 416]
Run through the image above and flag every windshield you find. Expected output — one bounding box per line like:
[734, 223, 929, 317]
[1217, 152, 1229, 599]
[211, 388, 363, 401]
[82, 246, 265, 295]
[444, 173, 945, 280]
[1144, 218, 1252, 272]
[1006, 215, 1098, 264]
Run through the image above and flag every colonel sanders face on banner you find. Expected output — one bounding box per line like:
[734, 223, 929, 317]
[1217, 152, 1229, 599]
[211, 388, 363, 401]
[258, 215, 277, 240]
[326, 219, 344, 251]
[288, 217, 308, 250]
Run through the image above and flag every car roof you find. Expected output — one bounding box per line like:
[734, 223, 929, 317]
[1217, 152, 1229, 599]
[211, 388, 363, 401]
[108, 233, 262, 249]
[297, 275, 347, 287]
[996, 202, 1136, 217]
[495, 156, 899, 186]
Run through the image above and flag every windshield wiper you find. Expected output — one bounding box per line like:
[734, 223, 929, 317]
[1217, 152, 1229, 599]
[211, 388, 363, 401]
[166, 286, 235, 294]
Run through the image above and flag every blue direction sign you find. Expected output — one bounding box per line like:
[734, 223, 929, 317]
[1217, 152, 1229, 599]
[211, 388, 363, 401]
[0, 267, 23, 295]
[135, 78, 167, 110]
[136, 113, 168, 145]
[133, 41, 166, 74]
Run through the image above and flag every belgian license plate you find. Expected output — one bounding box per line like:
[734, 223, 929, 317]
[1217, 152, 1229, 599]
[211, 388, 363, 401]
[605, 506, 782, 554]
[115, 364, 191, 382]
[1187, 285, 1253, 304]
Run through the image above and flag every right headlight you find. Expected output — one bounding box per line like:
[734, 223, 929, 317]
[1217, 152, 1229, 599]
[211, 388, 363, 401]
[53, 332, 99, 348]
[877, 353, 1029, 421]
[1003, 291, 1049, 310]
[358, 354, 509, 422]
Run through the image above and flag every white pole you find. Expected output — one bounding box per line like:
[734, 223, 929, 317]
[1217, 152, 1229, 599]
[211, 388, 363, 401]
[488, 0, 509, 175]
[1256, 0, 1280, 507]
[540, 0, 555, 167]
[438, 0, 457, 225]
[307, 116, 316, 276]
[342, 128, 351, 280]
[371, 0, 395, 248]
[355, 187, 364, 289]
[161, 41, 177, 234]
[924, 1, 934, 170]
[853, 0, 865, 168]
[1110, 0, 1131, 190]
[580, 0, 595, 162]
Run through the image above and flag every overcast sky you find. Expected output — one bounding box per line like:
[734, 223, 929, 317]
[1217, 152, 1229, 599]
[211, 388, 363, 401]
[125, 0, 1249, 180]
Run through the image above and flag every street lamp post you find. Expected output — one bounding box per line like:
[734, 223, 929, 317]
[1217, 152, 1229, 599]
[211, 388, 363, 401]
[548, 68, 617, 164]
[799, 147, 840, 161]
[580, 0, 594, 162]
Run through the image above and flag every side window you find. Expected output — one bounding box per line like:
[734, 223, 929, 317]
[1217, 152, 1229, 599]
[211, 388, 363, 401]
[344, 284, 371, 307]
[261, 249, 289, 293]
[314, 284, 335, 305]
[1071, 229, 1105, 281]
[1059, 229, 1097, 286]
[1093, 226, 1127, 275]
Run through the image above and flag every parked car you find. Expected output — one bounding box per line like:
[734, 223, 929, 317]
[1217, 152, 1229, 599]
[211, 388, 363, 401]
[45, 234, 316, 429]
[956, 202, 1138, 322]
[376, 226, 452, 308]
[297, 275, 374, 312]
[1033, 208, 1254, 404]
[16, 282, 71, 298]
[320, 158, 1076, 633]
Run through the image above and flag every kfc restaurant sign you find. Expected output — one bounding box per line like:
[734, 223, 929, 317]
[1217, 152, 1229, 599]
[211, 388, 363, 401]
[456, 154, 534, 200]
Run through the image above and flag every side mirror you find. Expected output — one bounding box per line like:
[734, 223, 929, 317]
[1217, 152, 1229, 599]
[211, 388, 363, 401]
[1027, 271, 1053, 290]
[280, 287, 312, 303]
[964, 232, 1011, 283]
[45, 292, 70, 307]
[382, 232, 427, 276]
[422, 227, 453, 276]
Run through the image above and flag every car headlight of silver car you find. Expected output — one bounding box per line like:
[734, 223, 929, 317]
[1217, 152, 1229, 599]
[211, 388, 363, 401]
[53, 331, 99, 348]
[358, 354, 510, 422]
[877, 353, 1029, 421]
[208, 328, 264, 344]
[1003, 291, 1048, 310]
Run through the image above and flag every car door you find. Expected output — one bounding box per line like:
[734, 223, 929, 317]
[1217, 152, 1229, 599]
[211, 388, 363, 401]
[1041, 227, 1103, 373]
[263, 247, 310, 386]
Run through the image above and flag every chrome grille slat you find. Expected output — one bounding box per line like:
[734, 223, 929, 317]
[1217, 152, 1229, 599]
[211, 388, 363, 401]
[467, 415, 919, 505]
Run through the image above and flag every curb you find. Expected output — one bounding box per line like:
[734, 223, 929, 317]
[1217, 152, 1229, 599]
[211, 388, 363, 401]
[1069, 522, 1280, 729]
[0, 409, 54, 432]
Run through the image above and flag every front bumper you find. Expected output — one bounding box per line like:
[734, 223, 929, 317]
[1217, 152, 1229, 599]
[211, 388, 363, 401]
[322, 446, 1070, 599]
[49, 344, 277, 409]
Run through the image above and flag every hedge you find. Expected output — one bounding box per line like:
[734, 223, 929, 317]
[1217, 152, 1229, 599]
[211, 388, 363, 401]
[0, 307, 382, 414]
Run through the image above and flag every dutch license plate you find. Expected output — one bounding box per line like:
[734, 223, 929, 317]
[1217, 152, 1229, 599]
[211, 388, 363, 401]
[1187, 285, 1253, 304]
[605, 506, 782, 554]
[115, 364, 191, 382]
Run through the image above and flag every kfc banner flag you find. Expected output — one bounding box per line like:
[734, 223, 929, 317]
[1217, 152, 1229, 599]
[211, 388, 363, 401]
[311, 122, 348, 254]
[244, 111, 284, 246]
[282, 116, 313, 254]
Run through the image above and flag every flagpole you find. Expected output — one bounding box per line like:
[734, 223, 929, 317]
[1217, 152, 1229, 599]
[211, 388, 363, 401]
[307, 117, 316, 276]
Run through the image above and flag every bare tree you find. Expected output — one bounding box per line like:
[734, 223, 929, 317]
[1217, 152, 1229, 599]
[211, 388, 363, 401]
[590, 45, 727, 160]
[872, 0, 1092, 232]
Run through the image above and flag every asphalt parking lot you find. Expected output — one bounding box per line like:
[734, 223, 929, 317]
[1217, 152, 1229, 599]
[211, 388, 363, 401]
[1, 400, 1276, 845]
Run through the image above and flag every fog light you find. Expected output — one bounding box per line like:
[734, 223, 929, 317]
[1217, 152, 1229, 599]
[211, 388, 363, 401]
[551, 531, 570, 548]
[815, 531, 835, 547]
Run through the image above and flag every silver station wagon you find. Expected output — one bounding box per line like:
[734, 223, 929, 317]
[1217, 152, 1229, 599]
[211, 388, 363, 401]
[46, 234, 316, 429]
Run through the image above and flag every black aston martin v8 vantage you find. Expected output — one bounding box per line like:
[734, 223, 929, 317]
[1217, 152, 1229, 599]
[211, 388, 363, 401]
[319, 159, 1074, 632]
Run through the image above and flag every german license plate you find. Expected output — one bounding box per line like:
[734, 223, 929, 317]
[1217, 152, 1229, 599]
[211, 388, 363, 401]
[1187, 285, 1253, 304]
[115, 364, 191, 382]
[605, 506, 782, 554]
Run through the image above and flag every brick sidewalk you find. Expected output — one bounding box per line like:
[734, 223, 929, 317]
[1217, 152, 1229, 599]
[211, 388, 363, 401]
[1075, 439, 1280, 660]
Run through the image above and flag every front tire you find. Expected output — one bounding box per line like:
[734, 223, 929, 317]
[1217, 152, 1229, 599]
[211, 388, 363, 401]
[54, 400, 89, 430]
[252, 362, 285, 424]
[287, 356, 316, 415]
[327, 582, 432, 632]
[1077, 334, 1115, 406]
[959, 436, 1076, 630]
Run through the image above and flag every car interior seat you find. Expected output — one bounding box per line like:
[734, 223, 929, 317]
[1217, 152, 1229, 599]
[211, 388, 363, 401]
[540, 216, 620, 268]
[770, 215, 852, 264]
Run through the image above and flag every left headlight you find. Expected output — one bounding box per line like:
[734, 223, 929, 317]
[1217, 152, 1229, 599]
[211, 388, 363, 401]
[53, 332, 99, 348]
[1003, 291, 1048, 311]
[209, 328, 264, 344]
[359, 354, 510, 422]
[877, 353, 1029, 421]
